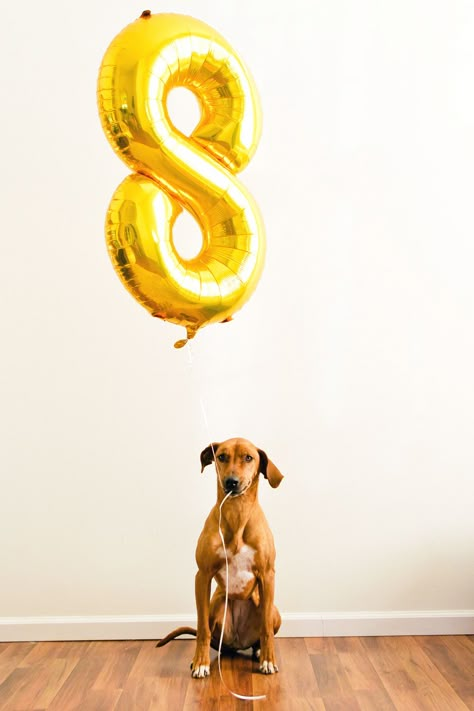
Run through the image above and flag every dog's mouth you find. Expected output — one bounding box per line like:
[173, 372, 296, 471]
[223, 484, 243, 496]
[222, 479, 253, 497]
[229, 488, 244, 497]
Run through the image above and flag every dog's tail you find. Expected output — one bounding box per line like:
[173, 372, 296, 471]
[156, 627, 197, 648]
[156, 627, 229, 653]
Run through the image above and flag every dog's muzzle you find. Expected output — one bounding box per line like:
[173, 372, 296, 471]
[223, 476, 240, 494]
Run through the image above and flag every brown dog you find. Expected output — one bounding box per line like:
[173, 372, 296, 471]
[157, 438, 283, 677]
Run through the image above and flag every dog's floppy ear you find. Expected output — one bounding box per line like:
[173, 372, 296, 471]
[258, 449, 284, 488]
[200, 443, 220, 473]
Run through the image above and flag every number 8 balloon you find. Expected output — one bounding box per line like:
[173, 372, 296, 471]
[97, 11, 265, 347]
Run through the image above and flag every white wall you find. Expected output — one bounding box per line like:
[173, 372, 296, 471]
[1, 0, 473, 633]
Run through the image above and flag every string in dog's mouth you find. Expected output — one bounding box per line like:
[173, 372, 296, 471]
[217, 490, 266, 702]
[226, 486, 247, 498]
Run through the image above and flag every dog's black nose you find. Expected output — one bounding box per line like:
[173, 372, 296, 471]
[224, 476, 239, 494]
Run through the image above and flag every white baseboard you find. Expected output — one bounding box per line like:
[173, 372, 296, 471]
[0, 611, 473, 642]
[279, 611, 474, 637]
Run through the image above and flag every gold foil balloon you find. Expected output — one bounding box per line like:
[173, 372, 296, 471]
[97, 10, 265, 347]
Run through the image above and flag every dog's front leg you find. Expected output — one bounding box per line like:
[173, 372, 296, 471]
[258, 570, 279, 674]
[191, 569, 213, 678]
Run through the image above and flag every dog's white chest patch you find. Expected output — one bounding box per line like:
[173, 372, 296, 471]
[217, 544, 256, 595]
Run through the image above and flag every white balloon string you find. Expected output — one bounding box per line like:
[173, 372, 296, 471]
[217, 492, 266, 701]
[186, 343, 266, 702]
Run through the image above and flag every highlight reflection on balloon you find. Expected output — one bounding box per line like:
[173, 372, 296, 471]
[97, 11, 265, 346]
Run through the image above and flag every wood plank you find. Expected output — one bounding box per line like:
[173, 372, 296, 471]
[455, 635, 474, 656]
[251, 638, 323, 710]
[331, 637, 396, 711]
[321, 697, 361, 711]
[361, 637, 429, 711]
[305, 638, 338, 655]
[417, 636, 474, 710]
[46, 647, 108, 711]
[91, 640, 142, 691]
[0, 636, 472, 709]
[115, 675, 163, 711]
[18, 642, 66, 667]
[5, 642, 86, 710]
[118, 639, 191, 711]
[0, 642, 86, 710]
[0, 643, 35, 685]
[362, 636, 471, 711]
[392, 636, 471, 711]
[355, 688, 399, 711]
[181, 645, 225, 710]
[310, 643, 353, 696]
[72, 687, 122, 711]
[0, 669, 33, 709]
[1, 658, 80, 710]
[309, 637, 361, 711]
[277, 638, 322, 698]
[418, 635, 474, 686]
[332, 637, 384, 690]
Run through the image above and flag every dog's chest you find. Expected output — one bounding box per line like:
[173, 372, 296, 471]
[216, 544, 257, 596]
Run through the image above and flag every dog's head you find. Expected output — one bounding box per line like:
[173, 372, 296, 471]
[200, 438, 284, 495]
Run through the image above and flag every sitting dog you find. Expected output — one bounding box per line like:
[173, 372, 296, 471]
[157, 437, 283, 677]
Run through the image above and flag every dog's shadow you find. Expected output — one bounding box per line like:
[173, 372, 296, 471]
[207, 645, 260, 671]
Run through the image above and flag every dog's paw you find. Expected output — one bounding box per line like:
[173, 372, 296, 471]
[191, 664, 210, 678]
[259, 659, 279, 674]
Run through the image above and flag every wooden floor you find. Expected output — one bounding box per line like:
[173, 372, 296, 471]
[0, 636, 473, 710]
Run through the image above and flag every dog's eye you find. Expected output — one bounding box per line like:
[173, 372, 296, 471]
[245, 455, 253, 462]
[217, 454, 227, 462]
